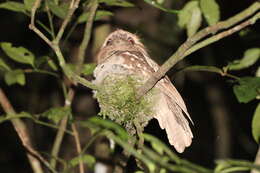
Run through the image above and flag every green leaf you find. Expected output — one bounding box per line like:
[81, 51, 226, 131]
[99, 0, 134, 7]
[252, 103, 260, 143]
[65, 63, 76, 72]
[24, 0, 36, 11]
[143, 133, 164, 155]
[227, 48, 260, 71]
[256, 67, 260, 77]
[200, 0, 220, 25]
[34, 56, 58, 71]
[233, 77, 260, 103]
[4, 69, 26, 86]
[81, 63, 96, 75]
[77, 10, 114, 23]
[42, 107, 71, 124]
[143, 0, 179, 13]
[70, 154, 96, 168]
[1, 42, 35, 67]
[47, 0, 69, 19]
[187, 5, 202, 37]
[0, 58, 11, 71]
[178, 1, 199, 28]
[47, 58, 58, 71]
[81, 117, 129, 140]
[183, 65, 223, 74]
[0, 1, 27, 14]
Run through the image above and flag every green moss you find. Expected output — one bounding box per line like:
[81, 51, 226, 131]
[94, 74, 157, 135]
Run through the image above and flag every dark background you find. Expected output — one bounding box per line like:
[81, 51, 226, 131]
[0, 0, 259, 172]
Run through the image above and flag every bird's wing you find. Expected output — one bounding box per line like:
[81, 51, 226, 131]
[142, 56, 193, 153]
[154, 78, 193, 153]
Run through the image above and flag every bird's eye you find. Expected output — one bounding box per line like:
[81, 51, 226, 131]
[127, 37, 135, 45]
[106, 39, 112, 46]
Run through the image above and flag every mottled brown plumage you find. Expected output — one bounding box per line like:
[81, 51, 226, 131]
[93, 29, 193, 153]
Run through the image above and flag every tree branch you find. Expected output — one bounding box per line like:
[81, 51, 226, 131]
[29, 0, 97, 90]
[0, 88, 57, 173]
[77, 0, 98, 72]
[54, 0, 81, 44]
[136, 1, 260, 98]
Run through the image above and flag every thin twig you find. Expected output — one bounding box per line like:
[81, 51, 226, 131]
[45, 2, 55, 39]
[54, 0, 81, 44]
[0, 88, 57, 173]
[29, 0, 54, 49]
[77, 0, 98, 72]
[185, 12, 260, 57]
[251, 145, 260, 173]
[71, 123, 84, 173]
[71, 2, 98, 172]
[29, 0, 97, 90]
[136, 1, 260, 98]
[50, 88, 74, 169]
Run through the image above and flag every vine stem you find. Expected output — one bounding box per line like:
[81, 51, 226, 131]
[136, 2, 260, 98]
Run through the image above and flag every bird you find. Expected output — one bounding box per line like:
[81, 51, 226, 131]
[93, 29, 193, 153]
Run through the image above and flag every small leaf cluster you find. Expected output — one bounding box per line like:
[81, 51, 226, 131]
[178, 0, 220, 37]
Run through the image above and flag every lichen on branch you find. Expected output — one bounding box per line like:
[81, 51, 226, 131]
[94, 74, 157, 135]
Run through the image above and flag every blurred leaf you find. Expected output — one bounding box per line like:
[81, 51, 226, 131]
[142, 133, 180, 163]
[81, 117, 129, 140]
[24, 0, 35, 11]
[47, 0, 69, 19]
[143, 0, 179, 13]
[65, 63, 76, 72]
[47, 58, 58, 71]
[81, 63, 96, 75]
[252, 103, 260, 143]
[143, 133, 164, 155]
[70, 154, 96, 168]
[1, 42, 35, 67]
[0, 1, 27, 14]
[178, 1, 199, 28]
[256, 67, 260, 77]
[227, 48, 260, 71]
[99, 0, 134, 7]
[35, 56, 58, 71]
[0, 58, 11, 71]
[4, 69, 26, 86]
[160, 169, 167, 173]
[77, 10, 114, 23]
[200, 0, 220, 25]
[215, 159, 260, 173]
[42, 107, 71, 124]
[183, 65, 223, 74]
[187, 5, 202, 37]
[233, 77, 260, 103]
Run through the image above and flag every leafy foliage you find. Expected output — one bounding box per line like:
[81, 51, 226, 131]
[233, 77, 260, 103]
[4, 69, 26, 86]
[252, 103, 260, 143]
[226, 48, 260, 71]
[200, 0, 220, 25]
[0, 1, 27, 14]
[178, 1, 202, 36]
[1, 42, 35, 67]
[42, 107, 72, 124]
